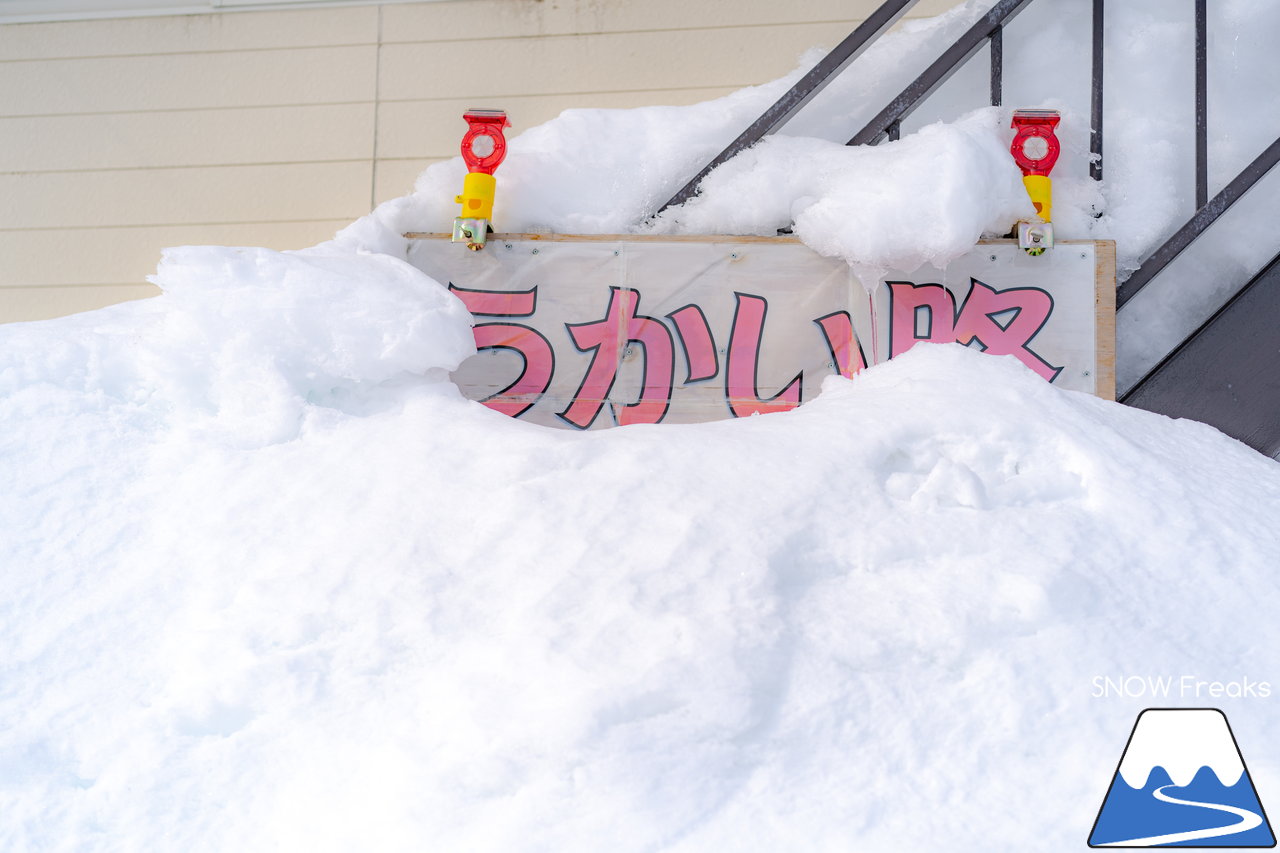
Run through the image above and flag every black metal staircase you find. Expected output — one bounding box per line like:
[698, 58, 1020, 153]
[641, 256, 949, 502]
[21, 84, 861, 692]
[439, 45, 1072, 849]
[1123, 251, 1280, 458]
[656, 0, 1280, 458]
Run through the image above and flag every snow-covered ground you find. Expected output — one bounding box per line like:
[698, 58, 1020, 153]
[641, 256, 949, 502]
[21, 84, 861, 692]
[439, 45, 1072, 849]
[5, 275, 1280, 849]
[3, 1, 1280, 850]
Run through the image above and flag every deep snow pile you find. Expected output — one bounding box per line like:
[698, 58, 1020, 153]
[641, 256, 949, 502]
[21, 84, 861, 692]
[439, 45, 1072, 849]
[4, 0, 1280, 850]
[3, 260, 1280, 849]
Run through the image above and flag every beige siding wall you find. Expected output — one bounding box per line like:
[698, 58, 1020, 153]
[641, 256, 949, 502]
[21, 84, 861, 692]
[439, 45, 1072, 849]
[0, 0, 955, 323]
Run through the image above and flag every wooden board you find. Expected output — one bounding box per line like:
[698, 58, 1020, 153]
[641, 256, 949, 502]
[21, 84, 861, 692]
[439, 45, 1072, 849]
[1093, 239, 1118, 401]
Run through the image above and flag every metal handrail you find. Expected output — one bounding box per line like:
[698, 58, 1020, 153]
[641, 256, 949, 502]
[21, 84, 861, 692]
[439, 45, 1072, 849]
[1120, 246, 1280, 405]
[1116, 0, 1280, 310]
[1195, 0, 1208, 208]
[658, 0, 1111, 217]
[655, 0, 920, 216]
[846, 0, 1037, 146]
[1090, 0, 1104, 181]
[1116, 134, 1280, 309]
[657, 0, 1274, 327]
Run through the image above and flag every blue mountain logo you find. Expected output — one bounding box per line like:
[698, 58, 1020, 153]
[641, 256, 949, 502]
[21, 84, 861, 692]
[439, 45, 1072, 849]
[1089, 708, 1276, 847]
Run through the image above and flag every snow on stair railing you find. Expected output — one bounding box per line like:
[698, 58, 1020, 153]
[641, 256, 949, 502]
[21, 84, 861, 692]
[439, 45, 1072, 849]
[1115, 135, 1280, 314]
[657, 0, 1107, 217]
[655, 0, 921, 215]
[653, 0, 1275, 423]
[1115, 0, 1280, 315]
[845, 0, 1039, 146]
[1113, 0, 1280, 411]
[846, 0, 1103, 181]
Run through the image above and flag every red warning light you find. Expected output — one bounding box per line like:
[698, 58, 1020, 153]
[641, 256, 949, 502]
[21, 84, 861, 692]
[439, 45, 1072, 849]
[1010, 109, 1061, 177]
[460, 109, 511, 175]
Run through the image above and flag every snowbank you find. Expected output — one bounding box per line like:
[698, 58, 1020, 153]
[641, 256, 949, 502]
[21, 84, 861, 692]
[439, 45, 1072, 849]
[647, 109, 1031, 279]
[4, 325, 1279, 850]
[4, 1, 1280, 850]
[0, 245, 474, 447]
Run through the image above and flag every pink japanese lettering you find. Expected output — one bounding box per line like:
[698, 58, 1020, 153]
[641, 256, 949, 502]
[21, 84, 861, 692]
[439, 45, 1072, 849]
[449, 284, 554, 417]
[953, 279, 1062, 382]
[726, 292, 802, 417]
[559, 288, 675, 429]
[667, 304, 719, 383]
[888, 279, 1061, 382]
[888, 281, 956, 356]
[814, 311, 868, 379]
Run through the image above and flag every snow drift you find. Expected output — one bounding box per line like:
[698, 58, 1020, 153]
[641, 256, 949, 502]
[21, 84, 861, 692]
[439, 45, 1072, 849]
[3, 254, 1279, 849]
[3, 0, 1280, 851]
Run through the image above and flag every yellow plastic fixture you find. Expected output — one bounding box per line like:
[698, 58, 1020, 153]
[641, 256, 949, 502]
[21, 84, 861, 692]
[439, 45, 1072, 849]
[456, 172, 497, 222]
[1022, 174, 1052, 222]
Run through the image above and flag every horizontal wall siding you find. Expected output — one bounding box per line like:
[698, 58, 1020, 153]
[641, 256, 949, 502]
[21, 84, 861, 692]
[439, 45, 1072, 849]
[0, 103, 374, 171]
[374, 157, 445, 206]
[0, 6, 377, 59]
[0, 0, 945, 323]
[376, 86, 746, 160]
[0, 220, 355, 287]
[0, 284, 161, 322]
[379, 0, 956, 42]
[378, 24, 856, 102]
[373, 86, 755, 205]
[0, 3, 382, 322]
[0, 45, 377, 115]
[0, 162, 374, 229]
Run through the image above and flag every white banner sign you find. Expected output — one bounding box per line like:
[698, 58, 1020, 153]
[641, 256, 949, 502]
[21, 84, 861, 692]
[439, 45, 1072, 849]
[407, 235, 1114, 429]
